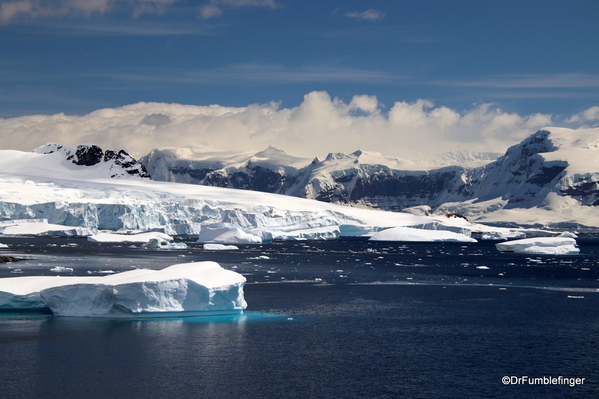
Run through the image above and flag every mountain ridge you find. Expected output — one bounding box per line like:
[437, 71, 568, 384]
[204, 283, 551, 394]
[139, 127, 599, 227]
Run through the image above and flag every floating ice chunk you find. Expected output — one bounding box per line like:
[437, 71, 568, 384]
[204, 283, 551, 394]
[495, 237, 580, 255]
[0, 243, 8, 248]
[269, 226, 339, 241]
[50, 266, 73, 273]
[203, 243, 239, 251]
[197, 224, 264, 244]
[142, 238, 188, 250]
[369, 226, 477, 242]
[88, 232, 174, 244]
[558, 231, 578, 238]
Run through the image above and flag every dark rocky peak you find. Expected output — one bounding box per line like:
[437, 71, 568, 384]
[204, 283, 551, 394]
[34, 143, 150, 179]
[73, 144, 104, 166]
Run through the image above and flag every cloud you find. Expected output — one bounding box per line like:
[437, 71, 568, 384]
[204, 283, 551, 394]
[343, 9, 385, 21]
[0, 91, 564, 160]
[198, 0, 279, 19]
[566, 106, 599, 125]
[0, 0, 183, 24]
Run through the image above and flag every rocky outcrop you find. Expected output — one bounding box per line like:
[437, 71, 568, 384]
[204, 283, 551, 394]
[35, 143, 151, 179]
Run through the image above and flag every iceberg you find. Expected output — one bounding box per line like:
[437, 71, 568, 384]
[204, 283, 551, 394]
[142, 238, 188, 250]
[50, 266, 74, 273]
[87, 231, 174, 243]
[197, 224, 264, 244]
[495, 237, 580, 255]
[369, 226, 477, 242]
[203, 243, 240, 250]
[0, 262, 247, 317]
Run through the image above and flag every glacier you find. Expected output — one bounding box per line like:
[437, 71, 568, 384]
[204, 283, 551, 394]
[0, 262, 247, 317]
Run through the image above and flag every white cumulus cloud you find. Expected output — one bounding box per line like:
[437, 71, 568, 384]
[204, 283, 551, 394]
[0, 91, 563, 160]
[567, 106, 599, 125]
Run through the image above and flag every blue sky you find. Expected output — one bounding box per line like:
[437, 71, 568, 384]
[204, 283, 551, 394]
[2, 0, 598, 118]
[0, 0, 598, 157]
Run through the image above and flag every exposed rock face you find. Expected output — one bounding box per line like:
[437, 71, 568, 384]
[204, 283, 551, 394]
[74, 144, 104, 166]
[35, 143, 151, 179]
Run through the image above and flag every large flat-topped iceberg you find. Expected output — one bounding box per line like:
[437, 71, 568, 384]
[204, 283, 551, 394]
[0, 262, 247, 317]
[495, 237, 580, 255]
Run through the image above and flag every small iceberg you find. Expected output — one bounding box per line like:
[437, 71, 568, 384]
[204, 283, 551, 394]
[50, 266, 74, 273]
[88, 231, 174, 244]
[203, 243, 239, 251]
[142, 238, 188, 250]
[0, 262, 247, 317]
[197, 224, 264, 244]
[369, 226, 477, 242]
[495, 237, 580, 255]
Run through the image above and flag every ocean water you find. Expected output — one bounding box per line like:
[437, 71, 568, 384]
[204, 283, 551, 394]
[1, 237, 598, 398]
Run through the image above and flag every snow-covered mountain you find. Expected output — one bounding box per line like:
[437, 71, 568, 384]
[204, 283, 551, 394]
[1, 143, 510, 240]
[13, 143, 151, 180]
[139, 127, 599, 228]
[140, 147, 497, 207]
[1, 126, 597, 233]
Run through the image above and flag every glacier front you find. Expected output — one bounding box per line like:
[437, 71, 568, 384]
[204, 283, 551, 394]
[0, 262, 247, 317]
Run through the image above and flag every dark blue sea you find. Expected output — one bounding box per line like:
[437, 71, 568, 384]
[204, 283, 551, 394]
[1, 236, 599, 399]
